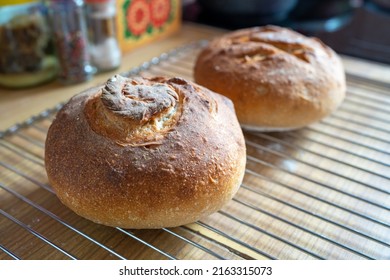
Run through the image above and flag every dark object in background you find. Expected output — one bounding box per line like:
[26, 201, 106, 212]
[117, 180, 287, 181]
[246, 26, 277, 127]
[317, 1, 390, 64]
[289, 0, 354, 20]
[183, 0, 390, 64]
[196, 0, 298, 28]
[197, 0, 298, 17]
[371, 0, 390, 10]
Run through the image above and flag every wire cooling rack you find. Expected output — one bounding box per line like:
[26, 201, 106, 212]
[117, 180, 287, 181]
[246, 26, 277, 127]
[1, 41, 389, 260]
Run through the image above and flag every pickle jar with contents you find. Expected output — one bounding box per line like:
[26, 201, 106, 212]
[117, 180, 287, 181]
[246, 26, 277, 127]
[85, 0, 121, 72]
[0, 0, 58, 88]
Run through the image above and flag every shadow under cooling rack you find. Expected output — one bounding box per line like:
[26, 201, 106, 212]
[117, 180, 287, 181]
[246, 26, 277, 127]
[1, 41, 389, 260]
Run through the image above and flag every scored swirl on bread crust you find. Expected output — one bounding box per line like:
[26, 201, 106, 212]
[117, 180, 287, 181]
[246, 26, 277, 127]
[194, 25, 346, 131]
[45, 75, 246, 229]
[85, 75, 184, 146]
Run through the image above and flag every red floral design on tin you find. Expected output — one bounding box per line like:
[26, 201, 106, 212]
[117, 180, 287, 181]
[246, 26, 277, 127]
[150, 0, 171, 28]
[126, 0, 151, 36]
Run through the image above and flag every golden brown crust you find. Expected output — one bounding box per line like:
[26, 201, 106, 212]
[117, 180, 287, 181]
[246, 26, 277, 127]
[194, 25, 346, 130]
[45, 76, 246, 229]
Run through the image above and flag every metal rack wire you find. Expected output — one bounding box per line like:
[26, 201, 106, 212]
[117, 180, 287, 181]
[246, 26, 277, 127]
[1, 41, 389, 260]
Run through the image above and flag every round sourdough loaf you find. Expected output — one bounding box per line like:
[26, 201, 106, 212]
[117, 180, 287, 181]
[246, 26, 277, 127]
[194, 25, 346, 131]
[45, 75, 246, 229]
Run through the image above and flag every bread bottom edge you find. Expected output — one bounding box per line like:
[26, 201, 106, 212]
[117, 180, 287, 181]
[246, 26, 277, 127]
[241, 124, 304, 132]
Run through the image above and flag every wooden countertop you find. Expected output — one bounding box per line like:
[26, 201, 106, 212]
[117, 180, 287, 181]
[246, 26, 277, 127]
[0, 22, 389, 132]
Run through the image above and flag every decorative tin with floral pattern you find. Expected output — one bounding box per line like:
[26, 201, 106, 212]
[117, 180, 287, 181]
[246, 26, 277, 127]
[116, 0, 181, 52]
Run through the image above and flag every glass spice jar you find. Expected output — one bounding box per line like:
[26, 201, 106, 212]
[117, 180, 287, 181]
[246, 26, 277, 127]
[85, 0, 121, 72]
[0, 0, 58, 88]
[47, 0, 94, 84]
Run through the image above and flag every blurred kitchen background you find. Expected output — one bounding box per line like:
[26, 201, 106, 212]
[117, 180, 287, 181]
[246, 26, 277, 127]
[1, 0, 389, 89]
[183, 0, 390, 65]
